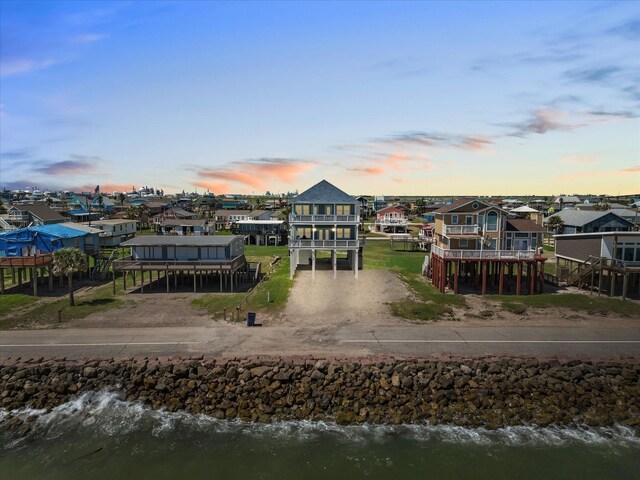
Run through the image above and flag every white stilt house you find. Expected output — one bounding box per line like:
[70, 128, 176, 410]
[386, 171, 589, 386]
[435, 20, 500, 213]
[289, 180, 362, 279]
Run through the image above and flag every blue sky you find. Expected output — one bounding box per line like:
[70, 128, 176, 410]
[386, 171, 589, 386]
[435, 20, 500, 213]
[1, 0, 638, 196]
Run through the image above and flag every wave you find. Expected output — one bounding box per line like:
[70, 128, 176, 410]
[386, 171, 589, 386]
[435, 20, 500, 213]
[1, 390, 638, 451]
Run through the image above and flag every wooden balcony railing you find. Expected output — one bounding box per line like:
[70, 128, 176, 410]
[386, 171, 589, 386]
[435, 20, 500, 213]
[432, 245, 537, 260]
[444, 225, 480, 236]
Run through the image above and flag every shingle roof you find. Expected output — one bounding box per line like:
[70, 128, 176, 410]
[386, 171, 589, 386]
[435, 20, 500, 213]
[292, 180, 356, 204]
[506, 218, 544, 232]
[121, 235, 238, 247]
[549, 210, 633, 227]
[17, 205, 65, 222]
[432, 198, 475, 213]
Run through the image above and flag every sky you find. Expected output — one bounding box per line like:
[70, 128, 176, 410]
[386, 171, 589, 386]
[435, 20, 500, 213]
[0, 0, 639, 197]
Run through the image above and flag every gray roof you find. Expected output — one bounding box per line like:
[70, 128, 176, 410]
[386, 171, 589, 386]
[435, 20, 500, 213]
[548, 210, 632, 227]
[13, 205, 65, 222]
[292, 180, 356, 204]
[121, 235, 239, 247]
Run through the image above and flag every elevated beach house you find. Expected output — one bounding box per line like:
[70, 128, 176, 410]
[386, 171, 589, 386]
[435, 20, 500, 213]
[289, 180, 362, 279]
[113, 235, 247, 293]
[372, 205, 408, 233]
[428, 198, 545, 295]
[554, 231, 639, 299]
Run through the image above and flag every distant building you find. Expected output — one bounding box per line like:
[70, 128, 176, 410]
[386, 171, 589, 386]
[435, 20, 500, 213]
[157, 219, 213, 236]
[88, 219, 138, 247]
[232, 219, 287, 245]
[372, 205, 408, 233]
[5, 205, 66, 228]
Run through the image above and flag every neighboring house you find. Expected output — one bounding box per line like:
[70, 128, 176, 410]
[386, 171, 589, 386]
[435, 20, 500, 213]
[231, 219, 287, 245]
[145, 200, 170, 216]
[90, 196, 116, 213]
[554, 231, 640, 298]
[428, 198, 546, 295]
[6, 205, 66, 228]
[88, 219, 138, 247]
[372, 205, 408, 233]
[505, 218, 544, 251]
[158, 219, 214, 236]
[114, 235, 246, 293]
[372, 196, 387, 212]
[69, 194, 90, 211]
[546, 210, 634, 234]
[0, 223, 101, 257]
[213, 209, 271, 230]
[432, 198, 508, 251]
[288, 179, 362, 279]
[553, 195, 581, 206]
[153, 207, 196, 225]
[217, 197, 248, 210]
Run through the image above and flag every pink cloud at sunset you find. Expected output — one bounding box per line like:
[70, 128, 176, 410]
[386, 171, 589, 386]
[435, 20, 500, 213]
[192, 158, 316, 193]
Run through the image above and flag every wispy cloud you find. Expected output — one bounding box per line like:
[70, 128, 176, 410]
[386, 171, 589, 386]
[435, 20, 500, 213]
[74, 182, 133, 193]
[70, 33, 106, 44]
[34, 154, 103, 175]
[564, 66, 622, 84]
[505, 109, 578, 137]
[0, 148, 33, 160]
[0, 58, 57, 77]
[191, 158, 316, 193]
[374, 132, 493, 150]
[606, 19, 640, 40]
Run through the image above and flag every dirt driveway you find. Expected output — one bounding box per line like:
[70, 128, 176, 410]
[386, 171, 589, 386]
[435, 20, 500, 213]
[273, 270, 412, 326]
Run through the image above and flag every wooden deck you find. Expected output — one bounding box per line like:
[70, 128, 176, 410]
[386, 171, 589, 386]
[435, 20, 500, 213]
[0, 254, 53, 268]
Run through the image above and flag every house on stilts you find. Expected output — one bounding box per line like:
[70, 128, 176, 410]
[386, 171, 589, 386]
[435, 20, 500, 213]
[288, 180, 363, 279]
[426, 198, 546, 295]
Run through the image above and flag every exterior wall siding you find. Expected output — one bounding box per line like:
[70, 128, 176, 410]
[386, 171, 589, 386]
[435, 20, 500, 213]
[556, 237, 601, 262]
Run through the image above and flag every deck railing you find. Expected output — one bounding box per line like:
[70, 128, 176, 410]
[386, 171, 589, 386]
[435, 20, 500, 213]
[431, 245, 537, 260]
[288, 239, 360, 248]
[443, 225, 480, 236]
[289, 214, 360, 223]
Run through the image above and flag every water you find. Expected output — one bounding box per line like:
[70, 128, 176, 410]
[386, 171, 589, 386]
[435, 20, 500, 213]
[1, 391, 639, 480]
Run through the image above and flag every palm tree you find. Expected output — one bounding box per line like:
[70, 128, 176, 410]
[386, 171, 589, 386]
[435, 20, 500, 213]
[119, 192, 126, 205]
[52, 248, 88, 306]
[546, 215, 564, 234]
[0, 200, 6, 214]
[45, 197, 53, 208]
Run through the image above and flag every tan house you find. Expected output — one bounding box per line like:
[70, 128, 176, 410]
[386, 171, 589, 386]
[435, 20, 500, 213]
[428, 198, 546, 296]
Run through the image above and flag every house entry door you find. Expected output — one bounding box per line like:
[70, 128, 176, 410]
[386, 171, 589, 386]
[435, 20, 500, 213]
[514, 239, 528, 250]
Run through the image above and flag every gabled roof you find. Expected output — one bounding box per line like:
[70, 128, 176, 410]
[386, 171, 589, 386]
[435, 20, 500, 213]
[432, 198, 480, 213]
[506, 218, 544, 232]
[14, 205, 66, 222]
[548, 210, 633, 227]
[510, 205, 539, 213]
[377, 205, 406, 214]
[292, 180, 356, 204]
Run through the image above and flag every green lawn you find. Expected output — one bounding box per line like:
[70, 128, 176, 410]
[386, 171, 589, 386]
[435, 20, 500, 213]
[495, 294, 640, 317]
[363, 240, 466, 321]
[192, 245, 291, 321]
[0, 278, 127, 329]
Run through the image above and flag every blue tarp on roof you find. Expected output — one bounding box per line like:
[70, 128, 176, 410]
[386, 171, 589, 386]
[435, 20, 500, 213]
[0, 225, 88, 256]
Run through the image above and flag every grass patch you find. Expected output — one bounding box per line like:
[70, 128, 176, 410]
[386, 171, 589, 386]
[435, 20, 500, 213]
[0, 280, 127, 329]
[544, 262, 557, 275]
[502, 302, 528, 315]
[492, 294, 640, 317]
[363, 240, 467, 320]
[0, 294, 37, 317]
[192, 256, 293, 321]
[543, 245, 555, 252]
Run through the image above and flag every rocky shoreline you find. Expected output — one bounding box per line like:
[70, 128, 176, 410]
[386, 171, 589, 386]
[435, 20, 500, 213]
[1, 357, 639, 431]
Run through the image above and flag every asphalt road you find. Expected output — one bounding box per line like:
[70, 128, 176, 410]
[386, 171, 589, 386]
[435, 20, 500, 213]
[1, 324, 639, 359]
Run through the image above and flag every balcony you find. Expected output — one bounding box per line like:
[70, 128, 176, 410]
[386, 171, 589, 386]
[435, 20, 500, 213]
[443, 224, 480, 236]
[289, 214, 360, 224]
[289, 239, 361, 249]
[431, 245, 537, 261]
[375, 218, 408, 226]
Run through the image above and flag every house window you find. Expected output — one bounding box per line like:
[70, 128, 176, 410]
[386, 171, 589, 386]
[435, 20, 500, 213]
[486, 211, 498, 231]
[515, 232, 529, 238]
[459, 239, 468, 247]
[451, 215, 458, 224]
[294, 205, 311, 215]
[336, 227, 353, 239]
[465, 216, 473, 225]
[472, 202, 479, 209]
[336, 205, 352, 215]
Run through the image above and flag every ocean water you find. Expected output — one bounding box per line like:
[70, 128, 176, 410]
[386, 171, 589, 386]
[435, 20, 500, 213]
[1, 391, 639, 480]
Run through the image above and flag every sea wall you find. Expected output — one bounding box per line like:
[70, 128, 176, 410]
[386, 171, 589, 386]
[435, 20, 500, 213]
[1, 357, 638, 429]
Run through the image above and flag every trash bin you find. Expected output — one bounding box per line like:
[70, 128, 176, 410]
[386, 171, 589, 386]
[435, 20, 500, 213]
[247, 312, 256, 327]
